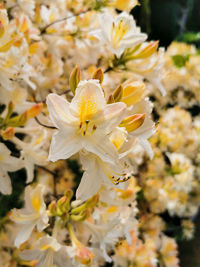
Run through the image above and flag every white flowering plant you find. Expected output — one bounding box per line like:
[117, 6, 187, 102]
[0, 1, 199, 266]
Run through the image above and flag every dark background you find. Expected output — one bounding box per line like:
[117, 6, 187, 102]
[132, 0, 200, 47]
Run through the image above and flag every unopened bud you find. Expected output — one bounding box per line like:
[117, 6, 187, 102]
[107, 94, 115, 104]
[0, 21, 4, 38]
[75, 244, 94, 265]
[2, 127, 15, 140]
[120, 114, 146, 132]
[122, 81, 146, 106]
[64, 189, 73, 200]
[57, 196, 70, 214]
[69, 65, 81, 95]
[70, 209, 90, 222]
[27, 103, 43, 119]
[92, 68, 104, 84]
[48, 200, 57, 215]
[17, 112, 28, 126]
[4, 102, 14, 123]
[113, 84, 123, 102]
[130, 41, 159, 60]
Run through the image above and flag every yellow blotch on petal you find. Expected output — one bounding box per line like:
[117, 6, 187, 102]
[31, 194, 41, 212]
[79, 95, 98, 122]
[112, 20, 129, 49]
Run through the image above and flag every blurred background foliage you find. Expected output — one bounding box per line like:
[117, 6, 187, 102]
[132, 1, 200, 266]
[132, 0, 200, 47]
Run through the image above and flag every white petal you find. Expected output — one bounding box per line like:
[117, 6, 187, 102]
[15, 221, 36, 247]
[19, 249, 41, 261]
[76, 170, 102, 201]
[25, 160, 34, 184]
[85, 132, 119, 165]
[96, 102, 127, 134]
[0, 171, 12, 195]
[48, 128, 82, 162]
[138, 138, 154, 159]
[46, 93, 77, 129]
[70, 80, 106, 119]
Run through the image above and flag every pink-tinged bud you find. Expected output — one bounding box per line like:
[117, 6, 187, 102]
[69, 65, 81, 95]
[75, 244, 94, 265]
[27, 103, 43, 119]
[92, 68, 104, 84]
[1, 127, 15, 140]
[120, 114, 146, 132]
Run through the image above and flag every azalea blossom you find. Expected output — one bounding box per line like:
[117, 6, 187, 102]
[10, 184, 49, 247]
[19, 235, 72, 267]
[94, 11, 147, 57]
[47, 79, 126, 164]
[0, 143, 22, 195]
[77, 150, 129, 201]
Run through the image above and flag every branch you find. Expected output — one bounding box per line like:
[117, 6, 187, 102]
[34, 117, 57, 130]
[40, 9, 91, 34]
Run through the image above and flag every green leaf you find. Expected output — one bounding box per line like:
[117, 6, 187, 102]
[171, 54, 190, 68]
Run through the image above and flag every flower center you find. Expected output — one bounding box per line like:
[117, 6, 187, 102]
[112, 19, 129, 49]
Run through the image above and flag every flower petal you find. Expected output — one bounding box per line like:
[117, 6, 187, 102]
[76, 153, 102, 200]
[70, 80, 106, 121]
[46, 93, 77, 129]
[96, 102, 127, 134]
[85, 131, 119, 164]
[15, 221, 36, 247]
[48, 128, 82, 162]
[0, 171, 12, 195]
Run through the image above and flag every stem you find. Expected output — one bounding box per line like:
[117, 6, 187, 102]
[34, 117, 57, 130]
[40, 9, 91, 34]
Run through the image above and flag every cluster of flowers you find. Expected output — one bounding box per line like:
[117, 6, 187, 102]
[152, 41, 200, 108]
[0, 0, 198, 266]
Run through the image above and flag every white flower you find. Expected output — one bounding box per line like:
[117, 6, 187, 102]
[19, 235, 72, 267]
[10, 184, 49, 247]
[47, 79, 126, 164]
[0, 143, 22, 195]
[128, 99, 155, 159]
[76, 150, 128, 201]
[95, 11, 147, 57]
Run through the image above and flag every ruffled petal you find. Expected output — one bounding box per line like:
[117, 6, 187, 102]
[48, 128, 82, 162]
[46, 93, 77, 129]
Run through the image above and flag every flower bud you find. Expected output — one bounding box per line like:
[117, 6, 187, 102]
[120, 114, 145, 132]
[75, 244, 94, 265]
[27, 103, 43, 119]
[92, 68, 104, 84]
[2, 127, 15, 140]
[122, 81, 146, 106]
[107, 94, 115, 104]
[0, 21, 4, 38]
[69, 65, 81, 95]
[113, 84, 123, 102]
[48, 200, 57, 216]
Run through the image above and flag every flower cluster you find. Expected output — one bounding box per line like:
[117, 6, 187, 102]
[0, 0, 198, 267]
